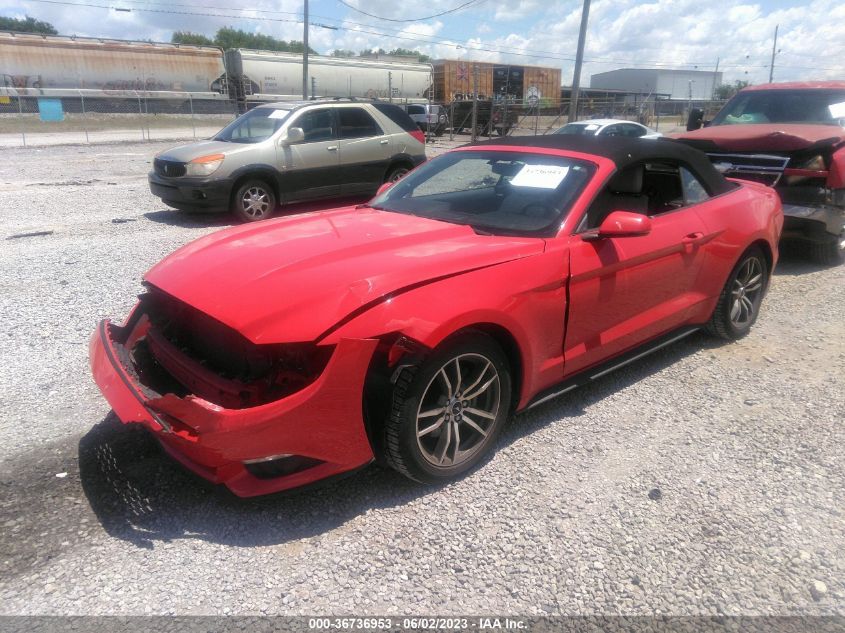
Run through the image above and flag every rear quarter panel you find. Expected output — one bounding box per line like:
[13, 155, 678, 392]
[692, 180, 782, 311]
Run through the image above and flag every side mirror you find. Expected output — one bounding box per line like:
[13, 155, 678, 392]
[280, 126, 305, 145]
[686, 108, 705, 131]
[585, 211, 652, 240]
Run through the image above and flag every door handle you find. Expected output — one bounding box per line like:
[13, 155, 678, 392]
[682, 232, 705, 244]
[327, 146, 338, 151]
[379, 139, 389, 145]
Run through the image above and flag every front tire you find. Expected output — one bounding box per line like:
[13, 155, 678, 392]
[231, 179, 276, 222]
[808, 228, 845, 266]
[383, 333, 512, 483]
[706, 247, 769, 340]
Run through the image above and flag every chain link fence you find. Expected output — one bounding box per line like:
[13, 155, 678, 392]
[0, 88, 238, 148]
[443, 96, 729, 140]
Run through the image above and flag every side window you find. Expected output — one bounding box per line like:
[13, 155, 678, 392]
[681, 167, 710, 205]
[407, 105, 425, 115]
[296, 109, 335, 143]
[623, 123, 646, 137]
[601, 124, 622, 136]
[338, 107, 383, 139]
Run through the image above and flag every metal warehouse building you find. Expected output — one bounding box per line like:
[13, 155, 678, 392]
[590, 68, 723, 100]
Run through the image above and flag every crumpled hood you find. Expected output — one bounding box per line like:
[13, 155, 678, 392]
[672, 123, 845, 152]
[144, 207, 545, 343]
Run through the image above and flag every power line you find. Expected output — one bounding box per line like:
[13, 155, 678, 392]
[335, 0, 486, 23]
[18, 0, 845, 72]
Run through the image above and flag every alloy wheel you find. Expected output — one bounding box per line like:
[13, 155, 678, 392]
[415, 353, 501, 467]
[730, 256, 764, 327]
[241, 186, 271, 219]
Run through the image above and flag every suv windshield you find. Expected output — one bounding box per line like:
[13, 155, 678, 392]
[710, 89, 845, 126]
[370, 150, 595, 237]
[214, 107, 291, 143]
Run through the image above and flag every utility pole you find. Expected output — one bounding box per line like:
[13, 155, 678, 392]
[712, 57, 720, 100]
[768, 24, 779, 83]
[302, 0, 309, 99]
[388, 71, 393, 103]
[568, 0, 591, 123]
[471, 65, 479, 142]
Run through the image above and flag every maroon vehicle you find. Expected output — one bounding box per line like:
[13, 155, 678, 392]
[676, 81, 845, 265]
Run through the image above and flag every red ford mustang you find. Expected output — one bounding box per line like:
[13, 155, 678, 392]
[90, 136, 783, 497]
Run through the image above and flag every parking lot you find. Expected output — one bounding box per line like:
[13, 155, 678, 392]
[0, 138, 843, 616]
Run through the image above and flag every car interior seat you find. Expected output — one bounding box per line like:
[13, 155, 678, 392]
[583, 165, 648, 229]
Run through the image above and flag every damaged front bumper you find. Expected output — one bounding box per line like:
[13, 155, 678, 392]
[89, 312, 378, 497]
[777, 187, 845, 243]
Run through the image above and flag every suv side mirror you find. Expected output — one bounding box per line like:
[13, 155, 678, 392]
[374, 182, 393, 197]
[281, 127, 305, 145]
[584, 211, 652, 240]
[686, 108, 705, 131]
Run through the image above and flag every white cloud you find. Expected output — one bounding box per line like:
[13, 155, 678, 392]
[3, 0, 843, 84]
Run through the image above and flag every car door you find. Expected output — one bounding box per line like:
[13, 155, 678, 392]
[276, 107, 341, 202]
[336, 106, 392, 196]
[563, 161, 712, 377]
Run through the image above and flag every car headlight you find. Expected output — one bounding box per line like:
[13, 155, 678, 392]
[185, 154, 225, 176]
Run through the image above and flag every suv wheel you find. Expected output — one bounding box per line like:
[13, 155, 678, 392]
[385, 166, 410, 183]
[232, 179, 276, 222]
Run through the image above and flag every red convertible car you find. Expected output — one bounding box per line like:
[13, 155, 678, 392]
[90, 136, 783, 496]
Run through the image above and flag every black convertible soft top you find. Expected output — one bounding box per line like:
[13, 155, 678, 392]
[471, 134, 733, 195]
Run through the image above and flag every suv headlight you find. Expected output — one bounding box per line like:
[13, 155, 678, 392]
[186, 154, 224, 176]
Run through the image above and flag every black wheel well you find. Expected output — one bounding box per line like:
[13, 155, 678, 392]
[746, 239, 774, 287]
[230, 171, 279, 206]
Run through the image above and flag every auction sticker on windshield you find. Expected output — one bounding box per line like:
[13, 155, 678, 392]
[268, 110, 289, 119]
[510, 164, 570, 188]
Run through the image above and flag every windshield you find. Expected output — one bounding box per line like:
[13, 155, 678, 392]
[214, 107, 290, 143]
[710, 89, 845, 126]
[369, 150, 595, 237]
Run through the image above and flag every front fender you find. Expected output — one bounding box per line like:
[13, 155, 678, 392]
[318, 249, 569, 409]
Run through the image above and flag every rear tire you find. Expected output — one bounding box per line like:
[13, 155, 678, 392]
[383, 332, 512, 484]
[808, 229, 845, 266]
[706, 247, 769, 340]
[385, 165, 410, 183]
[231, 179, 276, 222]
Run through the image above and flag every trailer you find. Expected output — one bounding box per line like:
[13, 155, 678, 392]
[224, 49, 432, 104]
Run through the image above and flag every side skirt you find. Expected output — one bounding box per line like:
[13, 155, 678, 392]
[523, 326, 701, 411]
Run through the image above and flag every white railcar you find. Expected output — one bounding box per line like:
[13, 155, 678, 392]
[225, 50, 432, 102]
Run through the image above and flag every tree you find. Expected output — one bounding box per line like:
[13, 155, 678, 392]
[388, 47, 431, 62]
[213, 27, 317, 54]
[0, 15, 58, 34]
[330, 49, 356, 58]
[715, 80, 751, 100]
[171, 31, 214, 46]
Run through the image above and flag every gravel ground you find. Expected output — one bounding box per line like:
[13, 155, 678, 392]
[0, 140, 843, 617]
